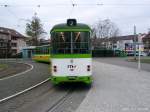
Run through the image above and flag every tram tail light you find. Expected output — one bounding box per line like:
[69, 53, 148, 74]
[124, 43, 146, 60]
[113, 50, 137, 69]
[87, 65, 90, 71]
[53, 66, 57, 72]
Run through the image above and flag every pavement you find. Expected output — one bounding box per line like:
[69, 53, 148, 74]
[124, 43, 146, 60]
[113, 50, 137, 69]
[94, 57, 150, 72]
[76, 60, 150, 112]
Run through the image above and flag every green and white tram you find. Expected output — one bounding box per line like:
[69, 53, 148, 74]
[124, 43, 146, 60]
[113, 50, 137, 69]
[50, 19, 92, 85]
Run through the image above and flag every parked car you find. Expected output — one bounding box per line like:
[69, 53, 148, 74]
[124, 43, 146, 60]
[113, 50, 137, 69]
[147, 52, 150, 56]
[136, 51, 147, 56]
[126, 51, 134, 56]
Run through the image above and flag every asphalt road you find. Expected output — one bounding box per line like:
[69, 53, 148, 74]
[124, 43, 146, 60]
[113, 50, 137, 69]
[0, 61, 31, 79]
[0, 60, 90, 112]
[1, 58, 150, 112]
[0, 80, 90, 112]
[0, 60, 50, 100]
[94, 57, 150, 72]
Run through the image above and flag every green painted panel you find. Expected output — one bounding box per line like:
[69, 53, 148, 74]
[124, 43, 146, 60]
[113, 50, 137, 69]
[51, 54, 92, 58]
[50, 76, 92, 84]
[51, 29, 90, 32]
[34, 54, 50, 56]
[50, 23, 91, 33]
[35, 60, 50, 63]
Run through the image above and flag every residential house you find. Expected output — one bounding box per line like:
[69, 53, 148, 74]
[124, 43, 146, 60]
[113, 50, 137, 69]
[0, 27, 26, 58]
[142, 33, 150, 52]
[92, 35, 137, 50]
[92, 34, 150, 53]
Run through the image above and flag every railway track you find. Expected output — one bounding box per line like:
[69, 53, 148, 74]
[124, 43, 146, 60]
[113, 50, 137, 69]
[46, 88, 74, 112]
[0, 80, 89, 112]
[0, 60, 90, 112]
[45, 83, 90, 112]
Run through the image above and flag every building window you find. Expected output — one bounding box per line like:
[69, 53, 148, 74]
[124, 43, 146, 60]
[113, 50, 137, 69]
[0, 42, 7, 47]
[0, 39, 4, 42]
[11, 43, 17, 47]
[12, 49, 17, 54]
[0, 43, 4, 47]
[11, 37, 17, 40]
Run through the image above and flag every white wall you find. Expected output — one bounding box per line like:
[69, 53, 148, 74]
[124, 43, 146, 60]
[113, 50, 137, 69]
[17, 38, 27, 53]
[116, 40, 133, 50]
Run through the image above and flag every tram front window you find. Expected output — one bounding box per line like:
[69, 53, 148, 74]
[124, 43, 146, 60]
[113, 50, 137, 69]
[52, 31, 90, 54]
[72, 32, 90, 54]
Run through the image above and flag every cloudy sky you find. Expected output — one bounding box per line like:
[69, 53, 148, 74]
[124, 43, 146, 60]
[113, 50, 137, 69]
[0, 0, 150, 38]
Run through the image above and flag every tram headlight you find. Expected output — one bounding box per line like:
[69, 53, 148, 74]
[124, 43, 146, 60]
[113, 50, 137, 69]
[87, 65, 90, 71]
[53, 66, 57, 72]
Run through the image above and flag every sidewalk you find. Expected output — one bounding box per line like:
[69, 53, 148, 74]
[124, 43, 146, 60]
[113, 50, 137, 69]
[76, 61, 150, 112]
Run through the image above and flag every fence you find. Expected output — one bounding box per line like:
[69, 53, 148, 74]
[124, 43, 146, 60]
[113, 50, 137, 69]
[92, 49, 127, 57]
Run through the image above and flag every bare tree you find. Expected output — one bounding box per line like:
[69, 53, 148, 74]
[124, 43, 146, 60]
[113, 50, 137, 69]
[92, 19, 120, 38]
[92, 19, 120, 49]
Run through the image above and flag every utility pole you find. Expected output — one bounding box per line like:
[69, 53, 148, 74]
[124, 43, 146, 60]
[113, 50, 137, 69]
[138, 34, 145, 72]
[138, 34, 141, 72]
[134, 25, 136, 60]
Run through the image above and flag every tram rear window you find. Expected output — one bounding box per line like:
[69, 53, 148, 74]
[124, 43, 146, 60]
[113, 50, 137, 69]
[51, 32, 90, 54]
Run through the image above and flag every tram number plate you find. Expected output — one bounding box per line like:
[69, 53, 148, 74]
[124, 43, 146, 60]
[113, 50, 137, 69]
[68, 65, 76, 71]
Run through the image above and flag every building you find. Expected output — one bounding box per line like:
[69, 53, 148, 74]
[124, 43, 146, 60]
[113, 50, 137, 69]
[143, 33, 150, 52]
[92, 35, 137, 50]
[0, 27, 26, 58]
[92, 34, 149, 52]
[108, 35, 137, 51]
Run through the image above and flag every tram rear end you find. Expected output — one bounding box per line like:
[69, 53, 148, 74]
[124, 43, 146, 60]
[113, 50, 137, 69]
[50, 19, 92, 85]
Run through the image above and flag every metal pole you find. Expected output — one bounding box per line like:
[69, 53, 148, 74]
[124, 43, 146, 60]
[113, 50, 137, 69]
[71, 32, 73, 54]
[134, 25, 136, 60]
[138, 45, 141, 72]
[138, 34, 141, 72]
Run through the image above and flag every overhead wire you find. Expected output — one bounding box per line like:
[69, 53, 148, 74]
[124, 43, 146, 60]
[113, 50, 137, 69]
[1, 3, 150, 7]
[0, 2, 150, 26]
[1, 2, 149, 21]
[0, 1, 149, 36]
[68, 0, 77, 18]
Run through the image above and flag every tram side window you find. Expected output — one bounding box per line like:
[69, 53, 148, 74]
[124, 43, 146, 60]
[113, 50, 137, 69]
[43, 47, 49, 54]
[35, 47, 49, 54]
[36, 48, 40, 54]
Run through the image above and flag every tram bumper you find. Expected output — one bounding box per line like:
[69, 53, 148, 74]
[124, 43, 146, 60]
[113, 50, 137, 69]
[50, 76, 92, 85]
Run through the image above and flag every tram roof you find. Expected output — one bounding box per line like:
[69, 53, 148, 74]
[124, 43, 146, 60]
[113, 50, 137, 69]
[51, 23, 91, 32]
[35, 44, 50, 48]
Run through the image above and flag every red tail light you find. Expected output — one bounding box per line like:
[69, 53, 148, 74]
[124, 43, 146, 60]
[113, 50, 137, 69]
[53, 66, 57, 72]
[87, 65, 90, 71]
